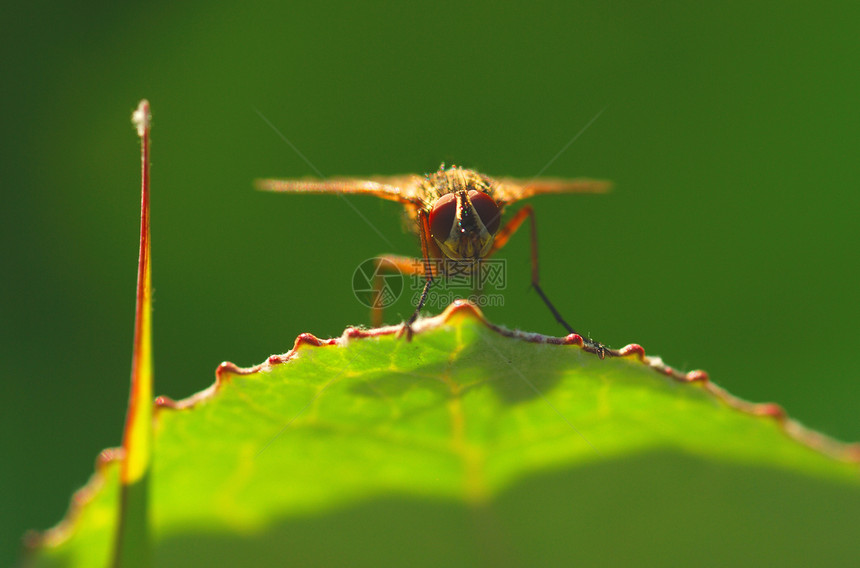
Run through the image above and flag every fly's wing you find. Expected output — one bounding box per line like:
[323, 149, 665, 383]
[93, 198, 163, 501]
[492, 177, 612, 206]
[255, 175, 425, 205]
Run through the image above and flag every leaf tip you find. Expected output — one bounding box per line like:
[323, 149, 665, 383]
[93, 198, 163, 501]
[132, 99, 151, 137]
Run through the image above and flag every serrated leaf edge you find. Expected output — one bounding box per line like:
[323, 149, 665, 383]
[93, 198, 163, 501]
[24, 300, 860, 557]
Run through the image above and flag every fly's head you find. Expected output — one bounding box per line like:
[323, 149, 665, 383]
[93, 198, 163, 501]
[429, 188, 502, 261]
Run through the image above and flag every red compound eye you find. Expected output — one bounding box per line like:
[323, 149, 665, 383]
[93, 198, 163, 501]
[429, 193, 457, 241]
[468, 190, 501, 234]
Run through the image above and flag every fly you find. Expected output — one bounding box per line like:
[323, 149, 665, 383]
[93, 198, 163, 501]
[257, 164, 610, 354]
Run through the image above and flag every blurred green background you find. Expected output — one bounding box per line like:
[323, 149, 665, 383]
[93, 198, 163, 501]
[2, 1, 858, 564]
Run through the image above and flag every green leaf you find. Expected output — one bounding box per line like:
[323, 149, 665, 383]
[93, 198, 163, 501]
[25, 303, 860, 567]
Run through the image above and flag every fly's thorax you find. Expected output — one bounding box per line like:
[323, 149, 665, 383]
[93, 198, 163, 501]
[420, 165, 495, 201]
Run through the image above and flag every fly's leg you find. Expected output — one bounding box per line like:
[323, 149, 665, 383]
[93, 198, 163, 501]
[401, 210, 438, 339]
[490, 204, 607, 358]
[372, 210, 438, 340]
[371, 255, 428, 328]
